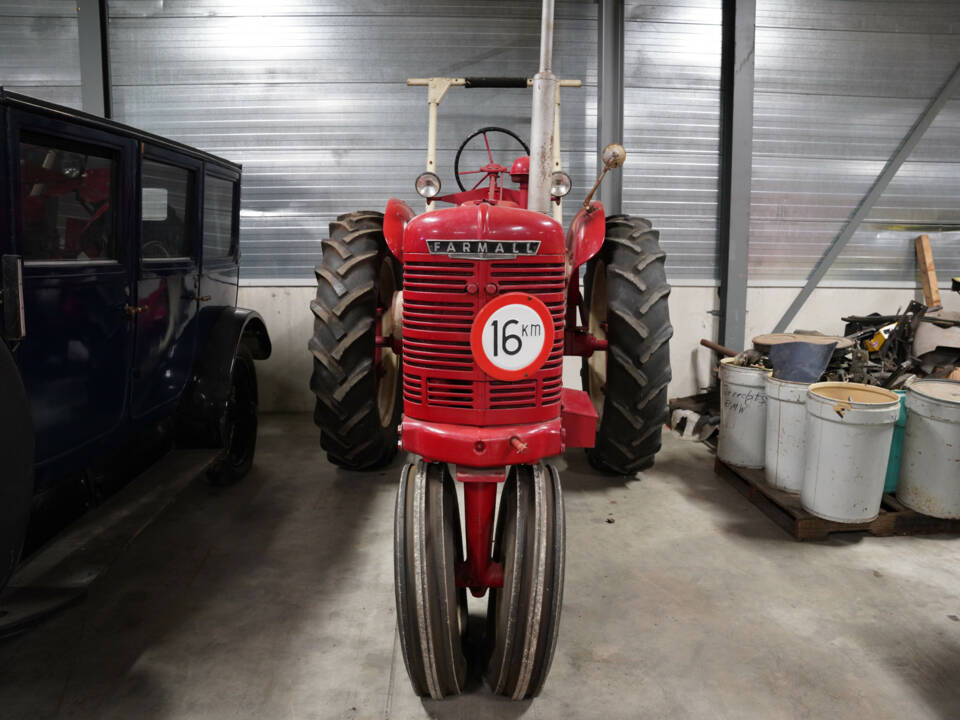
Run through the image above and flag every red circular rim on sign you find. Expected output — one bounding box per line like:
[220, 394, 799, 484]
[470, 292, 555, 381]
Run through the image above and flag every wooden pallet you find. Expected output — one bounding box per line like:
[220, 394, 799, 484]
[714, 458, 960, 541]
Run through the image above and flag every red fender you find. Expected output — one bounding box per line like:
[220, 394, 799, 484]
[567, 201, 606, 270]
[383, 198, 415, 261]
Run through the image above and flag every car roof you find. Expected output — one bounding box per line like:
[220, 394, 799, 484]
[1, 88, 241, 174]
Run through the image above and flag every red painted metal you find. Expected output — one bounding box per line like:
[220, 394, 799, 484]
[567, 201, 606, 270]
[457, 480, 503, 595]
[383, 197, 414, 261]
[400, 203, 567, 428]
[561, 387, 598, 448]
[564, 328, 608, 356]
[401, 416, 563, 467]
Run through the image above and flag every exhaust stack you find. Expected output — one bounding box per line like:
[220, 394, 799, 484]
[528, 0, 557, 215]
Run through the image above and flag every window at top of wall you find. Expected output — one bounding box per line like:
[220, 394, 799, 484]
[141, 159, 195, 260]
[19, 133, 117, 262]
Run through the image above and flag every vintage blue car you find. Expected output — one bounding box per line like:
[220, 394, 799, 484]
[0, 90, 271, 593]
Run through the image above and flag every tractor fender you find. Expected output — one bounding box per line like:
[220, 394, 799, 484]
[567, 201, 607, 271]
[384, 198, 415, 261]
[177, 307, 271, 447]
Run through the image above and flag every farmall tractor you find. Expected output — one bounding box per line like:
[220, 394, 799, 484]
[309, 1, 672, 700]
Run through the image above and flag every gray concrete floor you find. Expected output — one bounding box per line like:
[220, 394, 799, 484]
[2, 413, 960, 719]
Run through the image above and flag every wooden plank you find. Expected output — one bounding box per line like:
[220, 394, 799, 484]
[714, 458, 960, 541]
[914, 234, 941, 307]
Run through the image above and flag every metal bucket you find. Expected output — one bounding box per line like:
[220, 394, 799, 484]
[718, 358, 770, 469]
[897, 380, 960, 519]
[801, 382, 900, 523]
[764, 375, 809, 493]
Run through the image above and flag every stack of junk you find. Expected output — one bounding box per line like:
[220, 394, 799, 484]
[711, 309, 960, 522]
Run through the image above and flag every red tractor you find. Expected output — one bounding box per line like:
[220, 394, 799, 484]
[309, 1, 672, 700]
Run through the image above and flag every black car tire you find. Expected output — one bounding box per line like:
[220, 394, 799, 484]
[0, 342, 34, 592]
[582, 215, 673, 474]
[309, 211, 402, 470]
[207, 345, 258, 485]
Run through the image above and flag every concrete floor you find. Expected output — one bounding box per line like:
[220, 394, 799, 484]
[2, 414, 960, 719]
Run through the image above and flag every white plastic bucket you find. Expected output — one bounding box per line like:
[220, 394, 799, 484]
[801, 382, 900, 523]
[718, 358, 771, 469]
[897, 380, 960, 519]
[764, 376, 809, 493]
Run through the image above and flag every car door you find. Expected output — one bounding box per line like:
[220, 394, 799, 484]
[9, 109, 136, 481]
[130, 146, 201, 419]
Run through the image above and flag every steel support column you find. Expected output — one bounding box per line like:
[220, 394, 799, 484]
[77, 0, 111, 118]
[717, 0, 755, 350]
[773, 60, 960, 333]
[597, 0, 624, 215]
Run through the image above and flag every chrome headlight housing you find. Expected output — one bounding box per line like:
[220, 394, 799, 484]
[550, 171, 572, 198]
[415, 172, 442, 199]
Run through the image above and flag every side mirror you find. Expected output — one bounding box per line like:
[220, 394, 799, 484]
[583, 143, 628, 210]
[602, 143, 626, 169]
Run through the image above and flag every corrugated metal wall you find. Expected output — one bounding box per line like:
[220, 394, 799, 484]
[6, 2, 955, 285]
[752, 0, 960, 284]
[624, 1, 723, 282]
[107, 0, 598, 283]
[0, 0, 82, 108]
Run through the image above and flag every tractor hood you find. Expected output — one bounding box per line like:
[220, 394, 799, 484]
[403, 203, 566, 258]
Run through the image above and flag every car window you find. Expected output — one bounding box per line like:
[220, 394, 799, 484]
[203, 175, 236, 260]
[141, 160, 194, 259]
[19, 134, 116, 262]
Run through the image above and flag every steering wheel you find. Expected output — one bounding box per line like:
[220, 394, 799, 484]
[454, 126, 530, 192]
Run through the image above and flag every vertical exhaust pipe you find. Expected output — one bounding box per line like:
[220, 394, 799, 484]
[528, 0, 558, 215]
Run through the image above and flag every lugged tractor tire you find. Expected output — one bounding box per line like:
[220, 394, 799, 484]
[581, 215, 673, 474]
[309, 211, 402, 470]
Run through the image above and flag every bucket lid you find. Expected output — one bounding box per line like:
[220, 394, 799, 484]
[808, 381, 899, 405]
[909, 379, 960, 404]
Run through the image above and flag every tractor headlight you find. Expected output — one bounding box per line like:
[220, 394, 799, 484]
[415, 172, 442, 199]
[550, 171, 572, 198]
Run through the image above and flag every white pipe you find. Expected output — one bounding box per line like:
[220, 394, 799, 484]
[552, 84, 562, 223]
[528, 0, 557, 215]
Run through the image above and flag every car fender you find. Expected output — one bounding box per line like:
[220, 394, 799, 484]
[384, 198, 415, 261]
[177, 307, 271, 447]
[567, 201, 607, 270]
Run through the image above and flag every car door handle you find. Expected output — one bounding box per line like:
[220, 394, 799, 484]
[124, 304, 149, 316]
[197, 295, 212, 302]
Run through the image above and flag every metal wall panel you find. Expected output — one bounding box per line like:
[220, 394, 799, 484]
[624, 1, 723, 281]
[108, 1, 598, 282]
[0, 0, 82, 108]
[752, 0, 960, 283]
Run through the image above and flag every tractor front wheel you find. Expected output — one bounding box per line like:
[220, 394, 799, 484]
[309, 211, 401, 470]
[394, 461, 468, 698]
[582, 215, 673, 474]
[486, 463, 565, 700]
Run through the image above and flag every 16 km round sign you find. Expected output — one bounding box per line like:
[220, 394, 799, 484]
[470, 293, 555, 381]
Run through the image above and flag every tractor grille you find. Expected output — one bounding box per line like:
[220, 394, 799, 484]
[402, 254, 565, 426]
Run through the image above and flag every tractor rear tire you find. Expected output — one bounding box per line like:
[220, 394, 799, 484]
[582, 215, 673, 474]
[486, 464, 565, 700]
[309, 211, 401, 470]
[394, 461, 468, 698]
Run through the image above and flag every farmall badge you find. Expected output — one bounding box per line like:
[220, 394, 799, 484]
[427, 239, 540, 260]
